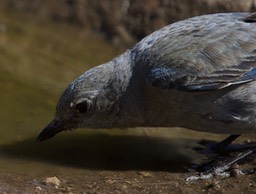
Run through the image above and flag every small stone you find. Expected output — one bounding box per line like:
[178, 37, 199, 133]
[212, 181, 221, 190]
[137, 171, 153, 177]
[45, 176, 61, 188]
[124, 180, 131, 184]
[120, 184, 128, 190]
[66, 187, 73, 191]
[230, 169, 244, 177]
[249, 182, 256, 187]
[87, 184, 93, 189]
[229, 163, 244, 177]
[105, 179, 115, 184]
[36, 186, 42, 191]
[231, 163, 240, 169]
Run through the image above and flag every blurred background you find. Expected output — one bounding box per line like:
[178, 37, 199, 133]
[2, 0, 256, 46]
[0, 0, 256, 192]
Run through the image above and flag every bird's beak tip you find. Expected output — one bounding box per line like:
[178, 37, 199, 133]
[36, 119, 62, 142]
[36, 133, 48, 143]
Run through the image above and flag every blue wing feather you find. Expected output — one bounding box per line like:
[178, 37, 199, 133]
[144, 12, 256, 92]
[238, 67, 256, 81]
[147, 65, 256, 91]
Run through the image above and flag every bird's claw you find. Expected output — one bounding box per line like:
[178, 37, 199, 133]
[186, 148, 256, 181]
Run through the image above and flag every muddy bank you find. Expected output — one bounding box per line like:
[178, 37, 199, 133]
[1, 0, 256, 45]
[0, 132, 256, 194]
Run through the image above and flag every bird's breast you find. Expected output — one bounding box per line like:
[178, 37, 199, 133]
[140, 83, 256, 134]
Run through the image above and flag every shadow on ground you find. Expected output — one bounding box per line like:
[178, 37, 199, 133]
[0, 133, 204, 172]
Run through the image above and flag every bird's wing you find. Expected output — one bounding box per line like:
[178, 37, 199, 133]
[145, 12, 256, 91]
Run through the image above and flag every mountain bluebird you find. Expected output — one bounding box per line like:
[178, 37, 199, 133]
[37, 12, 256, 178]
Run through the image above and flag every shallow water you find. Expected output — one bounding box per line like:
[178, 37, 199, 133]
[0, 10, 132, 185]
[1, 10, 253, 192]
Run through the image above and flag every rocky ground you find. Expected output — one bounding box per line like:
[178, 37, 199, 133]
[0, 133, 255, 194]
[1, 170, 255, 194]
[0, 156, 255, 194]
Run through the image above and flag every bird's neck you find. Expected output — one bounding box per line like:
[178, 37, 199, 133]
[110, 50, 134, 95]
[109, 50, 150, 127]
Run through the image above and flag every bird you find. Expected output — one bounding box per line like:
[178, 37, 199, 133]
[37, 12, 256, 177]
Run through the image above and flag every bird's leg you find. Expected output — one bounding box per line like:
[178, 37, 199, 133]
[189, 135, 256, 180]
[214, 134, 241, 153]
[198, 134, 241, 155]
[200, 134, 256, 156]
[186, 146, 256, 181]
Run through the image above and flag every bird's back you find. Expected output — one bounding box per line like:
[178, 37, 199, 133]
[124, 12, 256, 134]
[135, 12, 256, 83]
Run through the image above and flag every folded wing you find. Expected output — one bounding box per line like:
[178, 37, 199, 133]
[146, 13, 256, 91]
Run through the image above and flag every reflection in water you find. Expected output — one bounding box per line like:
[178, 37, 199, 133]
[0, 132, 200, 172]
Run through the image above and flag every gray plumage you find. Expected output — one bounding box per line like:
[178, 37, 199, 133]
[37, 12, 256, 142]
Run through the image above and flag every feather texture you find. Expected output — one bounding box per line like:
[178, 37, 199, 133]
[144, 13, 256, 91]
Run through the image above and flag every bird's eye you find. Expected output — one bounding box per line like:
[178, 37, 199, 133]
[75, 101, 88, 114]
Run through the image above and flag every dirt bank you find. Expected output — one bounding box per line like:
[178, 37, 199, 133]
[1, 0, 256, 45]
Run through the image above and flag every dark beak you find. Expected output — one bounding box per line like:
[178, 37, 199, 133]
[36, 119, 69, 142]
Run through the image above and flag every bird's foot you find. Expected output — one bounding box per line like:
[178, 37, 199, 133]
[186, 147, 256, 181]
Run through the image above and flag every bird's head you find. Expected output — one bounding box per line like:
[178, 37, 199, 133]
[37, 62, 120, 142]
